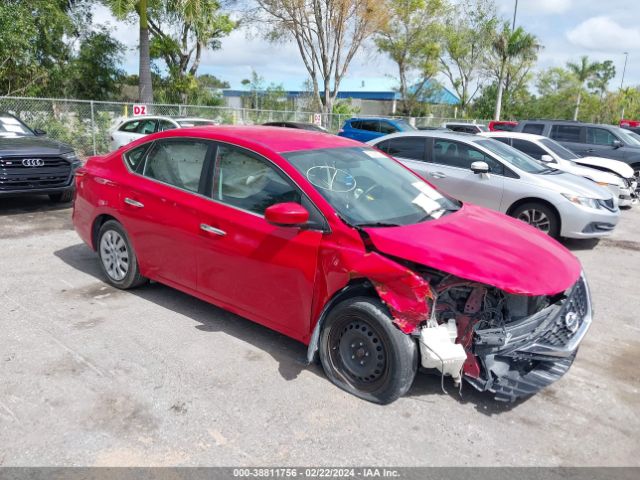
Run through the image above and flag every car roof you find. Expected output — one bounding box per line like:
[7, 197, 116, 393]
[519, 119, 617, 129]
[347, 117, 400, 122]
[143, 125, 361, 153]
[482, 131, 547, 141]
[369, 130, 480, 143]
[175, 117, 214, 122]
[445, 122, 486, 126]
[120, 115, 175, 123]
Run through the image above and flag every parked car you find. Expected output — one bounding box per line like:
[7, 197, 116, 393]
[488, 120, 518, 132]
[443, 122, 489, 134]
[110, 116, 218, 150]
[514, 120, 640, 181]
[262, 121, 327, 132]
[0, 112, 81, 202]
[620, 119, 640, 135]
[481, 131, 637, 207]
[338, 117, 416, 142]
[73, 126, 591, 404]
[369, 130, 619, 238]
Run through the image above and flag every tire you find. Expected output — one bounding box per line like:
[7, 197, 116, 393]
[49, 188, 74, 203]
[319, 297, 418, 404]
[510, 202, 560, 238]
[97, 220, 147, 289]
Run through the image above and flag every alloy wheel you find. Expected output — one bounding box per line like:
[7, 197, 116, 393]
[100, 230, 129, 281]
[517, 208, 551, 233]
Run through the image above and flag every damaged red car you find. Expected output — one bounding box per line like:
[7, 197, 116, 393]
[73, 126, 592, 404]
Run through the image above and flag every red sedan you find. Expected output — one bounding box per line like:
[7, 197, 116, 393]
[73, 126, 591, 404]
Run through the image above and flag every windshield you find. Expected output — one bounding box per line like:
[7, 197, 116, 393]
[394, 119, 417, 131]
[284, 147, 460, 227]
[474, 139, 548, 173]
[540, 138, 580, 160]
[0, 115, 33, 137]
[617, 127, 640, 146]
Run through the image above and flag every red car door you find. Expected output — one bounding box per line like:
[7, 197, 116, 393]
[117, 139, 212, 291]
[194, 144, 324, 341]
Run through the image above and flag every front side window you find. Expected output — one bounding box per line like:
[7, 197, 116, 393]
[586, 127, 618, 146]
[392, 119, 416, 132]
[214, 145, 300, 215]
[284, 147, 460, 227]
[522, 123, 545, 135]
[378, 137, 425, 161]
[142, 140, 209, 192]
[511, 139, 548, 160]
[431, 139, 504, 174]
[359, 120, 379, 132]
[157, 119, 177, 132]
[137, 119, 157, 134]
[379, 121, 397, 134]
[474, 139, 548, 174]
[120, 120, 141, 133]
[550, 125, 581, 143]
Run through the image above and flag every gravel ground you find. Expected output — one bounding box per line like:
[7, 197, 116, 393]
[0, 195, 638, 466]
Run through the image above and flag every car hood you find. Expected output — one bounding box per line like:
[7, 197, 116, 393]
[554, 162, 621, 185]
[531, 170, 613, 199]
[0, 135, 73, 156]
[574, 156, 635, 179]
[363, 203, 581, 296]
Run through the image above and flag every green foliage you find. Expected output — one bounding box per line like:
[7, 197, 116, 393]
[332, 99, 360, 116]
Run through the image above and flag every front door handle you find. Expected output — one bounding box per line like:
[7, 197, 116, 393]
[585, 149, 596, 153]
[124, 197, 144, 208]
[200, 224, 226, 236]
[429, 171, 447, 179]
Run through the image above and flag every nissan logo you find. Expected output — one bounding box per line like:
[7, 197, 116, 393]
[564, 311, 580, 334]
[22, 158, 45, 167]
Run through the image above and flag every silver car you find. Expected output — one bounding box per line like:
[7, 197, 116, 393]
[368, 131, 620, 238]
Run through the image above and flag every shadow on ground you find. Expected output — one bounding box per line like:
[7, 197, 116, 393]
[0, 194, 71, 216]
[55, 242, 518, 415]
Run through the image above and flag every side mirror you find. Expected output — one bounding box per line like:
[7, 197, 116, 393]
[540, 154, 554, 163]
[470, 161, 489, 174]
[613, 140, 623, 149]
[33, 128, 47, 136]
[265, 202, 309, 227]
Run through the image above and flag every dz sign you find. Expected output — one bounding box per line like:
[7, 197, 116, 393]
[133, 104, 147, 116]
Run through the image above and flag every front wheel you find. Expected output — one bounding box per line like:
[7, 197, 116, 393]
[510, 202, 560, 238]
[97, 220, 148, 289]
[319, 297, 418, 404]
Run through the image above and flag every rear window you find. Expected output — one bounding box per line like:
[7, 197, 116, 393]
[521, 123, 545, 135]
[378, 137, 425, 161]
[550, 125, 581, 143]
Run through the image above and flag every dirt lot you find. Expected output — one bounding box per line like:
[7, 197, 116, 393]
[0, 196, 639, 466]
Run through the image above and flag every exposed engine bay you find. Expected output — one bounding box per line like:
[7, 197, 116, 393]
[414, 267, 591, 402]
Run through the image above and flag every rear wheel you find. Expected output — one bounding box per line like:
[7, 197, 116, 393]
[97, 220, 147, 289]
[319, 297, 418, 404]
[511, 202, 560, 238]
[49, 188, 74, 203]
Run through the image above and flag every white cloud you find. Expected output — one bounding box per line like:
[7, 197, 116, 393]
[498, 0, 572, 16]
[566, 16, 640, 51]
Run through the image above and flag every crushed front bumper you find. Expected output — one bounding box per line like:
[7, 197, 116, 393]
[466, 273, 592, 402]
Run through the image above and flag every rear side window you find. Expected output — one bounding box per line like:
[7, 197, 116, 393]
[586, 127, 618, 146]
[124, 144, 150, 171]
[521, 123, 544, 135]
[379, 137, 425, 161]
[136, 119, 157, 134]
[359, 120, 379, 132]
[511, 139, 547, 160]
[551, 125, 581, 143]
[120, 120, 141, 132]
[142, 139, 210, 193]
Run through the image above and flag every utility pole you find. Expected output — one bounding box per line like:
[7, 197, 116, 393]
[512, 0, 519, 30]
[620, 52, 629, 119]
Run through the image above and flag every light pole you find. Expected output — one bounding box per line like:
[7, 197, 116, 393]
[512, 0, 519, 30]
[620, 52, 629, 119]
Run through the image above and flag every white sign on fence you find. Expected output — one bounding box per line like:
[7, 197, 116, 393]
[132, 104, 147, 116]
[313, 113, 322, 126]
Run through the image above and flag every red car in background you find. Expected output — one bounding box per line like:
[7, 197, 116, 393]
[488, 120, 518, 132]
[72, 126, 591, 404]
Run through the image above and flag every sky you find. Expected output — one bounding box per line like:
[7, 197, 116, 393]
[92, 0, 640, 93]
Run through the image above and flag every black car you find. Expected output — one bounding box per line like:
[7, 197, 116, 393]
[514, 119, 640, 179]
[0, 113, 80, 202]
[262, 121, 327, 132]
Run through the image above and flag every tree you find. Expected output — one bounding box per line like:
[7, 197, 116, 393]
[375, 0, 446, 115]
[147, 0, 235, 102]
[589, 60, 616, 100]
[439, 0, 498, 116]
[567, 56, 601, 121]
[104, 0, 155, 103]
[491, 22, 539, 120]
[254, 0, 386, 118]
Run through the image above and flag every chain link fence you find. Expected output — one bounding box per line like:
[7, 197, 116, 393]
[0, 96, 487, 157]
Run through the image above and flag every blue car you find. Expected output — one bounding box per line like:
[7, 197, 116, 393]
[338, 117, 416, 142]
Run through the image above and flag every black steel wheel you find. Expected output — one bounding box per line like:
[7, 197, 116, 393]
[319, 297, 418, 404]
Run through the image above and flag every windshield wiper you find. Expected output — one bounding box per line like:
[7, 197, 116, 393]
[353, 222, 401, 228]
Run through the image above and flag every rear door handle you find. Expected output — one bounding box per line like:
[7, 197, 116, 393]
[429, 172, 447, 179]
[124, 197, 144, 208]
[585, 149, 596, 153]
[200, 224, 226, 236]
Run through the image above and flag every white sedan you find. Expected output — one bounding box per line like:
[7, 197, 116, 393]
[109, 116, 219, 151]
[482, 131, 637, 207]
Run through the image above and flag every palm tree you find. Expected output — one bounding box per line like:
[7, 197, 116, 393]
[105, 0, 154, 104]
[567, 56, 600, 121]
[493, 23, 539, 121]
